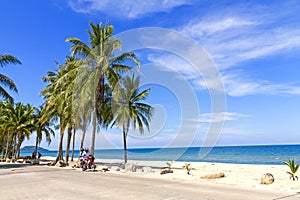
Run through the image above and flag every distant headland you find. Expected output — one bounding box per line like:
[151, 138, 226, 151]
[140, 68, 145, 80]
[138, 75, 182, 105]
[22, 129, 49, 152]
[21, 146, 50, 153]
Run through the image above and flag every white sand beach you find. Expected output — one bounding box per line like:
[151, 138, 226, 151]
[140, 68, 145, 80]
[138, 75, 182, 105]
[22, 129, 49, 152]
[95, 159, 300, 193]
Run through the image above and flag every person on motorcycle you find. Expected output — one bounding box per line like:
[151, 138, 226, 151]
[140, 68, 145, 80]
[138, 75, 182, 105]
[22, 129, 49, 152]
[81, 147, 96, 171]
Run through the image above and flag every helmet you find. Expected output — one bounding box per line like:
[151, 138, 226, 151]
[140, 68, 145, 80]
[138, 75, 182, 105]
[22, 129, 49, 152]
[85, 147, 89, 152]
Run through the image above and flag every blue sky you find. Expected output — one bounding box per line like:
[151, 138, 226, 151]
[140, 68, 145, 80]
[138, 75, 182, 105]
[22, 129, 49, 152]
[1, 0, 300, 150]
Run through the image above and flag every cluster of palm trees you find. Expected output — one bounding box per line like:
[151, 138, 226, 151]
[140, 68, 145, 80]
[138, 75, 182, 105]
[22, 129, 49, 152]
[0, 102, 54, 160]
[1, 21, 152, 164]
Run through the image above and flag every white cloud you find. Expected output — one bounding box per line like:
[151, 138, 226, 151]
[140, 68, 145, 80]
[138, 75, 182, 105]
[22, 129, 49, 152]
[221, 72, 300, 96]
[171, 2, 300, 97]
[147, 53, 300, 96]
[181, 17, 300, 69]
[195, 112, 250, 123]
[181, 17, 255, 38]
[68, 0, 190, 18]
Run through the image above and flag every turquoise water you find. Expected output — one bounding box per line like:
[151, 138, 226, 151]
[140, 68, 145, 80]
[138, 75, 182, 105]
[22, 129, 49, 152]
[21, 144, 300, 165]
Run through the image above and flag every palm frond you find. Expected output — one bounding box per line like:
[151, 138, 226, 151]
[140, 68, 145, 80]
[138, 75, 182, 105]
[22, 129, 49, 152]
[0, 74, 18, 92]
[0, 54, 22, 67]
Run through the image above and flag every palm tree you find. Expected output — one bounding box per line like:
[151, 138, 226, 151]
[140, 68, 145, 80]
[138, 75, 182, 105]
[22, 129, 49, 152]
[0, 54, 21, 102]
[34, 106, 55, 157]
[66, 21, 140, 156]
[42, 56, 82, 164]
[4, 102, 35, 158]
[284, 159, 300, 181]
[111, 75, 152, 163]
[0, 102, 8, 159]
[0, 102, 15, 159]
[41, 59, 73, 163]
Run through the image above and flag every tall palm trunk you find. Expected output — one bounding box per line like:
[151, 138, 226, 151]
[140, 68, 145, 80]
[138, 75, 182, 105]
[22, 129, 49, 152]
[1, 144, 5, 159]
[122, 124, 127, 164]
[5, 132, 9, 158]
[35, 131, 40, 157]
[65, 126, 72, 164]
[91, 75, 102, 156]
[80, 129, 86, 149]
[91, 105, 97, 156]
[1, 148, 4, 160]
[71, 128, 76, 161]
[80, 121, 87, 150]
[13, 135, 17, 157]
[56, 119, 64, 163]
[16, 132, 22, 158]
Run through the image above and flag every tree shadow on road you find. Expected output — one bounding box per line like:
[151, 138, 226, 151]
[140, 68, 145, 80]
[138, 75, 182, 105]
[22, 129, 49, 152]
[0, 163, 30, 169]
[273, 192, 300, 200]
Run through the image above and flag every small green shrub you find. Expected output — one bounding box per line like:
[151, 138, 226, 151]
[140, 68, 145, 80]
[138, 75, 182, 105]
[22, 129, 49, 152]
[283, 159, 299, 181]
[183, 163, 191, 175]
[166, 161, 174, 170]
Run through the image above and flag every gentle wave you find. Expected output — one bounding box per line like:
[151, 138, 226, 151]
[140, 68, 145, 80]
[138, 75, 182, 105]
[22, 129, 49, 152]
[21, 144, 300, 165]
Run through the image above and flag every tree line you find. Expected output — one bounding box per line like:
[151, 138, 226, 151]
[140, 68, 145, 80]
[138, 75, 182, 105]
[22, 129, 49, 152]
[0, 21, 153, 164]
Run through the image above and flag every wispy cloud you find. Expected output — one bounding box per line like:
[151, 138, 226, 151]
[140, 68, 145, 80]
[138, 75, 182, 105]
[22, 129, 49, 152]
[144, 1, 300, 97]
[181, 17, 256, 39]
[221, 72, 300, 96]
[68, 0, 190, 18]
[181, 17, 300, 69]
[147, 53, 300, 96]
[193, 112, 250, 123]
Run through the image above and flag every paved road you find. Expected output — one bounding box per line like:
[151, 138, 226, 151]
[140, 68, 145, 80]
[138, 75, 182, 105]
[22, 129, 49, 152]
[0, 164, 299, 200]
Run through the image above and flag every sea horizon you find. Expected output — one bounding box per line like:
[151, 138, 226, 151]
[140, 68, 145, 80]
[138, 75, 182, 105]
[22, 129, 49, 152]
[26, 143, 300, 151]
[21, 144, 300, 165]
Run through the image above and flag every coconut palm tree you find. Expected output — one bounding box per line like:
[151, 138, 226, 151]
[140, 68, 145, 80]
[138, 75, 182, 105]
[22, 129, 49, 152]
[66, 21, 140, 156]
[34, 106, 55, 156]
[41, 59, 73, 163]
[4, 102, 35, 158]
[0, 101, 14, 158]
[111, 75, 152, 163]
[284, 159, 300, 181]
[0, 54, 21, 102]
[42, 56, 83, 163]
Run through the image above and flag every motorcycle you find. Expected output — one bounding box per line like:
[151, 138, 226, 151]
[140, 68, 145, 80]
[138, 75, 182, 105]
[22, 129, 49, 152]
[81, 155, 96, 171]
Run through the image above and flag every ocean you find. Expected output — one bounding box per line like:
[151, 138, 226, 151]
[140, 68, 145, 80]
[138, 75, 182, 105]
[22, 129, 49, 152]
[21, 144, 300, 165]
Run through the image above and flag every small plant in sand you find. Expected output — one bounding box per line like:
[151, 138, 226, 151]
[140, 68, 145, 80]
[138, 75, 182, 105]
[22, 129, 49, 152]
[166, 161, 174, 170]
[160, 161, 174, 175]
[283, 159, 299, 181]
[183, 163, 191, 175]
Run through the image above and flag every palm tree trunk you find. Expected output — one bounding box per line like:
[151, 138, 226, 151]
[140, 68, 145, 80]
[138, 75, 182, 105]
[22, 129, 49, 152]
[16, 132, 22, 159]
[80, 121, 87, 150]
[13, 135, 17, 158]
[35, 132, 39, 157]
[91, 77, 100, 156]
[91, 72, 105, 156]
[71, 128, 76, 161]
[5, 132, 9, 159]
[1, 148, 4, 160]
[55, 119, 64, 163]
[122, 124, 127, 164]
[91, 106, 97, 156]
[65, 126, 72, 164]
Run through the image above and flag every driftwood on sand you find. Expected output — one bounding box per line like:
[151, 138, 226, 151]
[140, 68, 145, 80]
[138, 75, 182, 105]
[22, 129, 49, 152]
[201, 172, 225, 179]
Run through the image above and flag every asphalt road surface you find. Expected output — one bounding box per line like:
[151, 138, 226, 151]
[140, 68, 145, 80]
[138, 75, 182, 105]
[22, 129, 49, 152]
[0, 164, 299, 200]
